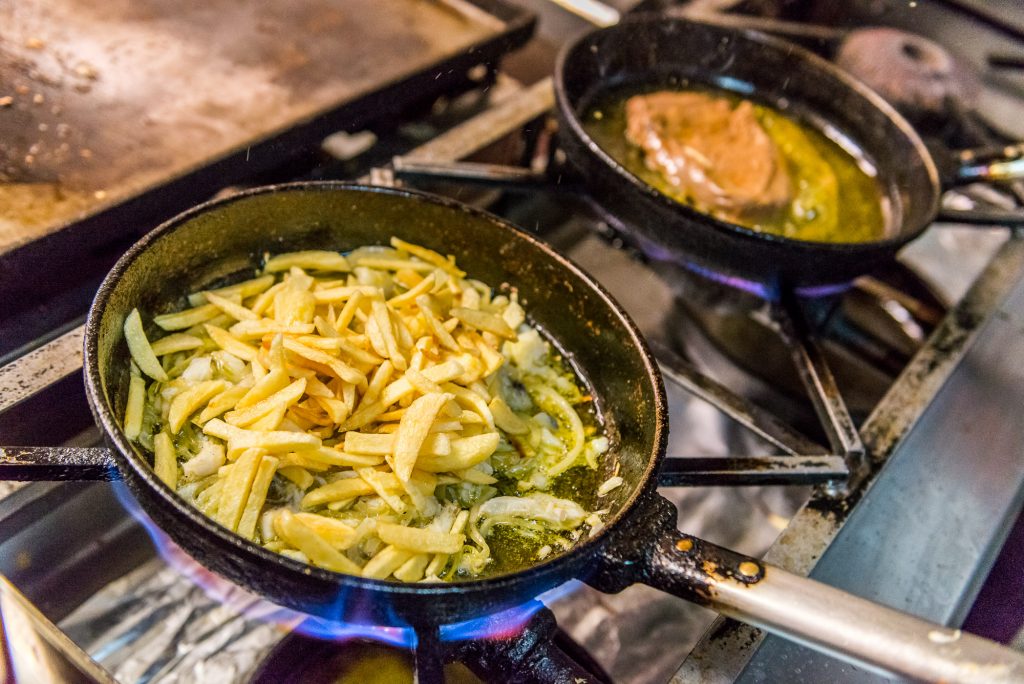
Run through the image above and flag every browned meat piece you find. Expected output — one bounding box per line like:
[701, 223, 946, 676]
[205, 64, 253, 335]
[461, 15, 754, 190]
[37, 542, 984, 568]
[624, 91, 792, 220]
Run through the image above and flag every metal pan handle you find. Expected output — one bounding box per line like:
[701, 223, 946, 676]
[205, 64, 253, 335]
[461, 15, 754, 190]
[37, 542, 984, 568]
[0, 447, 120, 481]
[596, 496, 1024, 683]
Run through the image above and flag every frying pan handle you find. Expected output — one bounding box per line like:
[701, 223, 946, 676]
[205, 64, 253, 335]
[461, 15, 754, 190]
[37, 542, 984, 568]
[601, 496, 1024, 683]
[947, 143, 1024, 185]
[0, 447, 120, 481]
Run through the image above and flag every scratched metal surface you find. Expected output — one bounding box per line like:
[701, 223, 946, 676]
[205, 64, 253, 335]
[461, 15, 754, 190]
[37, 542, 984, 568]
[0, 0, 511, 255]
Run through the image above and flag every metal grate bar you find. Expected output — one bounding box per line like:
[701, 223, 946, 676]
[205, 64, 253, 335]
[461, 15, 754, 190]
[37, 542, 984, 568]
[0, 327, 85, 414]
[657, 455, 848, 487]
[653, 342, 828, 457]
[774, 297, 865, 473]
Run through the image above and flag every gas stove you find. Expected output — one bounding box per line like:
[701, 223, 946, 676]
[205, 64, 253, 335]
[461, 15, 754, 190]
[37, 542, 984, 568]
[2, 1, 1024, 682]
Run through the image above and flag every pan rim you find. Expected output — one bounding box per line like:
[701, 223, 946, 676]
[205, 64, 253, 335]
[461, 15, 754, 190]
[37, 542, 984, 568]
[83, 180, 669, 601]
[553, 13, 942, 255]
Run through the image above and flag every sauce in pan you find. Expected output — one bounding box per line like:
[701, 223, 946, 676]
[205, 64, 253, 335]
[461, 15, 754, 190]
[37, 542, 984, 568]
[584, 86, 890, 244]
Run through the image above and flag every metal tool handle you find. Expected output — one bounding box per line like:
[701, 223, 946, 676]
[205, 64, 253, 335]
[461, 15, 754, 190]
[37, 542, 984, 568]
[639, 503, 1024, 683]
[952, 143, 1024, 184]
[0, 446, 120, 481]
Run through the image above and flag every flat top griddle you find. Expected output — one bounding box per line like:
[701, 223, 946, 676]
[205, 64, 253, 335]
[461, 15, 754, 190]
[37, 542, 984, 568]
[0, 0, 530, 257]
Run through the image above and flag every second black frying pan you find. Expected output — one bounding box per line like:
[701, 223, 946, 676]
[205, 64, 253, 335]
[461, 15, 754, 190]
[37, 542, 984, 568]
[554, 16, 942, 294]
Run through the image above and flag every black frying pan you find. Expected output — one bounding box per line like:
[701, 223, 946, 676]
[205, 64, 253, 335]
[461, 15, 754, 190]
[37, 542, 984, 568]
[6, 183, 1023, 681]
[553, 16, 963, 293]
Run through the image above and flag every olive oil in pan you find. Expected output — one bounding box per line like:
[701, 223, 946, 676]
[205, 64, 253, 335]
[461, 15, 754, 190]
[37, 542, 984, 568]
[583, 86, 890, 244]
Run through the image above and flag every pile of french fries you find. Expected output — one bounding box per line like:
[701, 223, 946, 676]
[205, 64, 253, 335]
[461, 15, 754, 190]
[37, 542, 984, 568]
[122, 238, 606, 582]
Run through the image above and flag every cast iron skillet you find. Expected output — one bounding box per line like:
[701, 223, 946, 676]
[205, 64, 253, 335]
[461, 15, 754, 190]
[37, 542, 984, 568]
[17, 184, 1024, 680]
[554, 16, 943, 293]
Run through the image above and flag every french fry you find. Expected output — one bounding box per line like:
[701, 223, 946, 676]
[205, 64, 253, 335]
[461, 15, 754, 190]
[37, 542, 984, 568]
[204, 324, 259, 361]
[313, 285, 378, 304]
[393, 554, 430, 582]
[273, 510, 363, 575]
[124, 309, 168, 381]
[197, 385, 249, 423]
[153, 303, 221, 331]
[354, 257, 434, 273]
[168, 380, 226, 433]
[150, 333, 204, 356]
[123, 375, 146, 440]
[274, 286, 317, 325]
[361, 544, 414, 579]
[489, 396, 529, 434]
[357, 467, 407, 513]
[204, 292, 259, 322]
[216, 447, 263, 532]
[153, 431, 178, 488]
[377, 522, 465, 554]
[416, 432, 499, 472]
[378, 360, 464, 408]
[301, 477, 376, 508]
[302, 446, 384, 468]
[238, 455, 279, 539]
[237, 368, 289, 408]
[224, 378, 306, 427]
[228, 320, 314, 339]
[264, 251, 351, 273]
[292, 513, 358, 549]
[387, 273, 435, 308]
[282, 338, 363, 384]
[188, 274, 275, 306]
[203, 419, 320, 459]
[278, 465, 314, 490]
[390, 237, 465, 277]
[343, 431, 450, 457]
[450, 307, 516, 339]
[393, 392, 451, 481]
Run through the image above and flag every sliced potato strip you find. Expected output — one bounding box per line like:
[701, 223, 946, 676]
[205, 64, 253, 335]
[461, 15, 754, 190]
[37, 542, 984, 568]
[168, 380, 226, 434]
[377, 522, 465, 554]
[416, 432, 500, 473]
[361, 544, 414, 579]
[283, 338, 363, 384]
[198, 385, 250, 423]
[238, 455, 279, 539]
[216, 447, 263, 532]
[489, 396, 529, 434]
[274, 510, 363, 574]
[124, 309, 168, 381]
[293, 513, 358, 549]
[264, 251, 351, 273]
[203, 419, 320, 459]
[343, 431, 449, 457]
[204, 292, 258, 322]
[393, 392, 451, 481]
[450, 307, 516, 340]
[188, 274, 275, 306]
[154, 303, 221, 331]
[150, 333, 204, 356]
[153, 431, 178, 488]
[278, 465, 315, 490]
[205, 324, 259, 361]
[123, 375, 146, 440]
[224, 378, 306, 427]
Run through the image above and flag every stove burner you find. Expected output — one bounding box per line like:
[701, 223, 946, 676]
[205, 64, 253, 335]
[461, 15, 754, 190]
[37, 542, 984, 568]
[251, 605, 613, 684]
[836, 27, 981, 120]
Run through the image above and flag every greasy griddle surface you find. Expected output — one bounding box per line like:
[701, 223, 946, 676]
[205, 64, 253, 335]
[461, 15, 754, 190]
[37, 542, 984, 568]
[0, 0, 503, 253]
